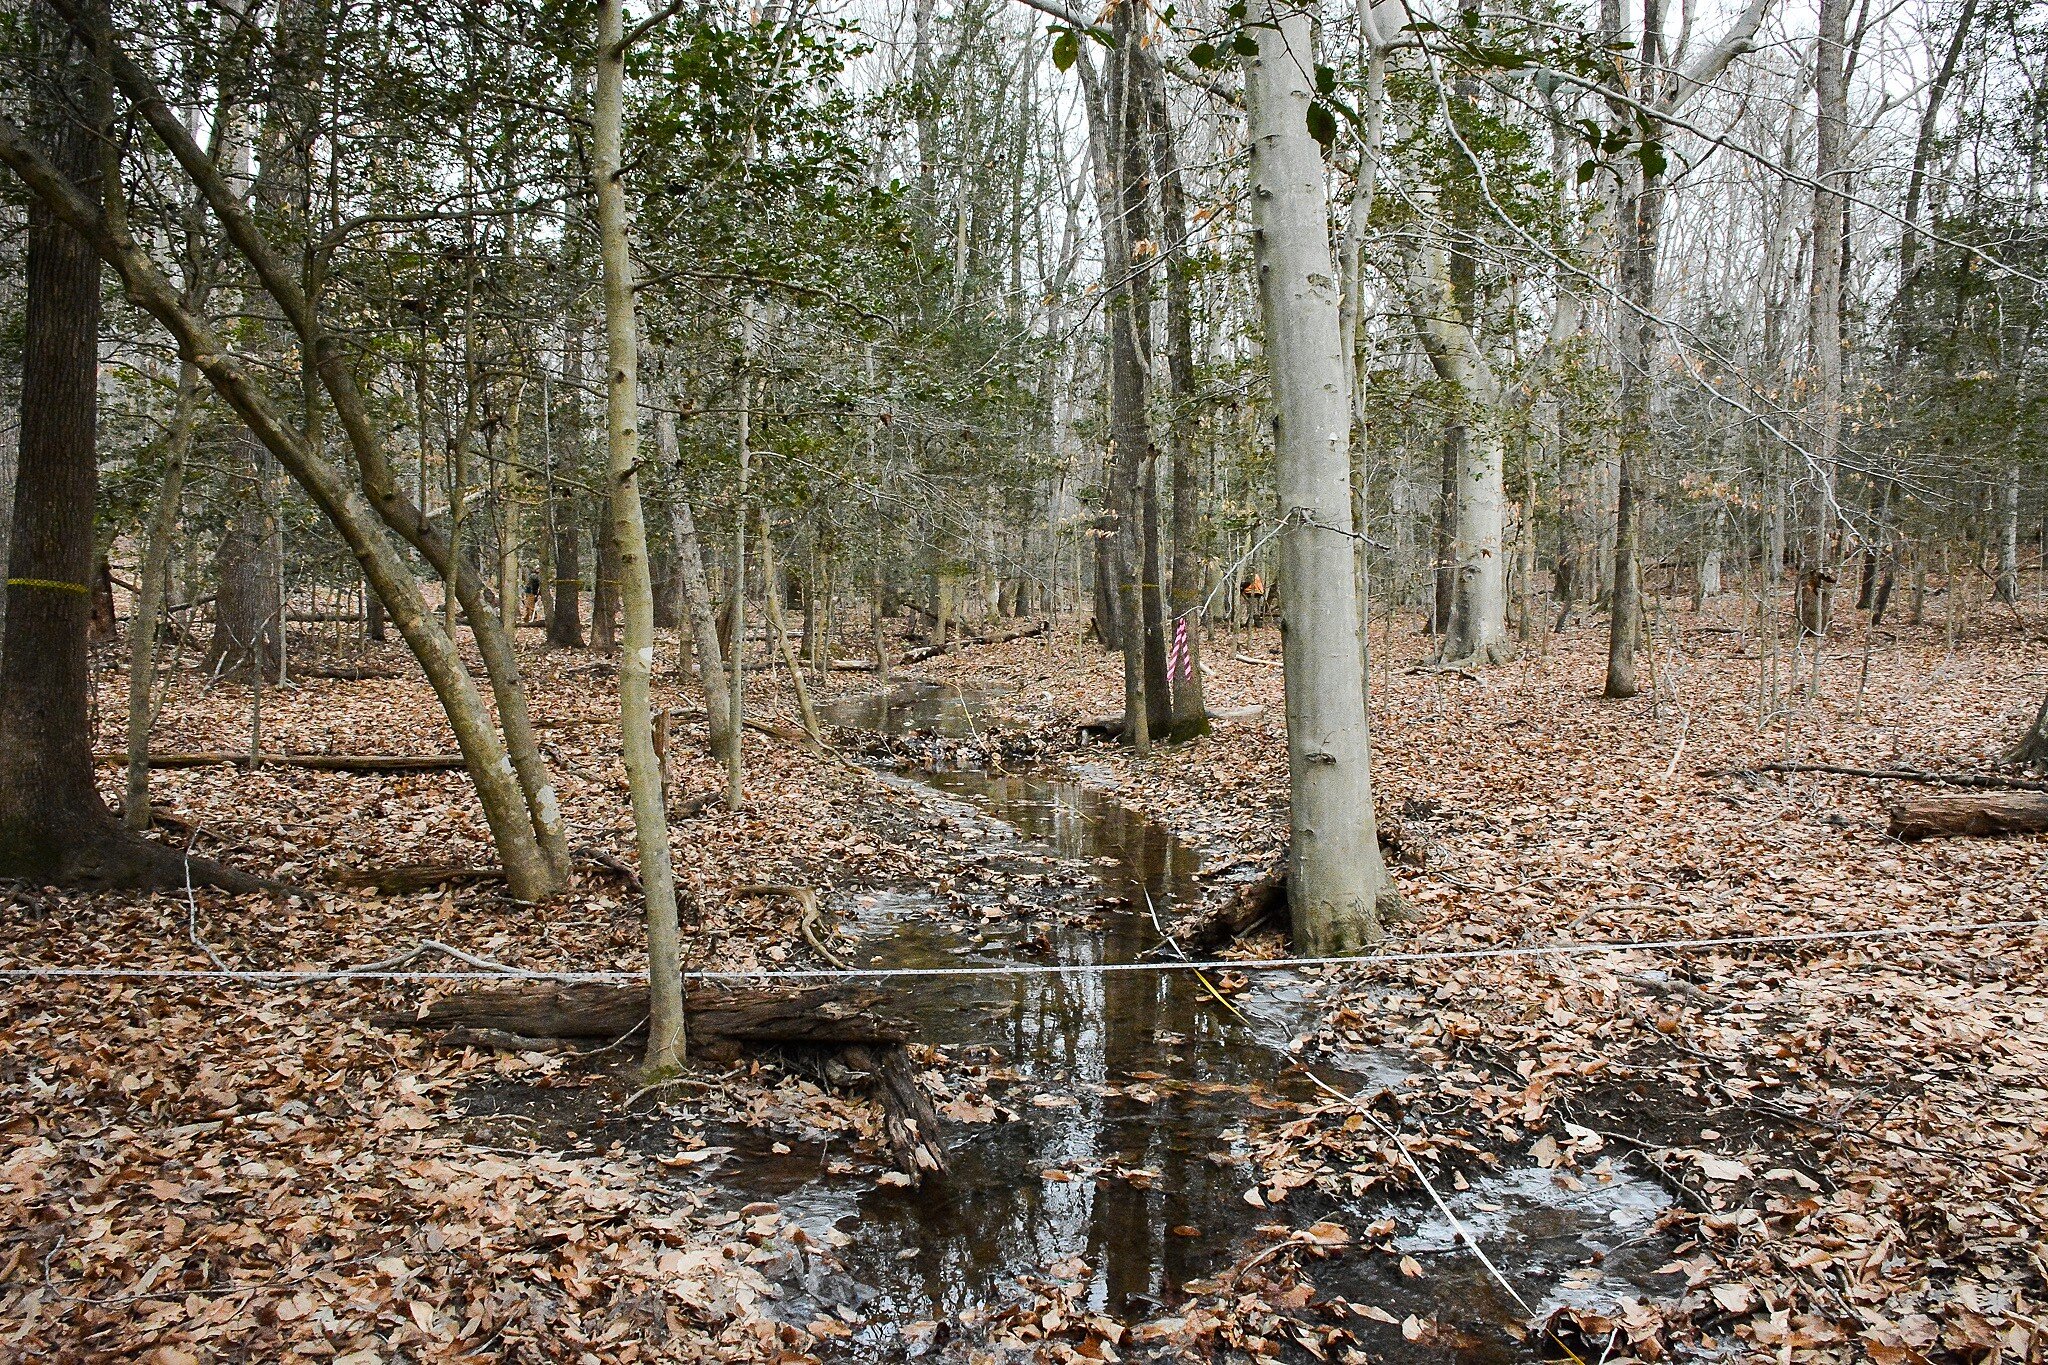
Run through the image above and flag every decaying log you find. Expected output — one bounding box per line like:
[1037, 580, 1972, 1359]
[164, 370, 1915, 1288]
[1733, 762, 2048, 792]
[377, 982, 948, 1180]
[673, 791, 722, 819]
[842, 1045, 948, 1177]
[377, 981, 910, 1044]
[100, 750, 464, 772]
[298, 664, 402, 681]
[331, 852, 638, 893]
[335, 864, 502, 892]
[1165, 858, 1290, 953]
[1887, 792, 2048, 841]
[899, 619, 1047, 664]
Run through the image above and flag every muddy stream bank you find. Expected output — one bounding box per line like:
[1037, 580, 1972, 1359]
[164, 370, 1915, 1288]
[462, 682, 1686, 1361]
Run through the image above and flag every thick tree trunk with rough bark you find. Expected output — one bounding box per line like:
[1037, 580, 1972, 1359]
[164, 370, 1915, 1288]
[0, 20, 120, 880]
[5, 12, 575, 898]
[204, 452, 283, 679]
[548, 503, 583, 646]
[1242, 0, 1393, 953]
[0, 6, 256, 891]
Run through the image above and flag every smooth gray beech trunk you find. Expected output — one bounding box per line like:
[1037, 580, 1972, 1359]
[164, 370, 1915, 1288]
[1242, 0, 1392, 953]
[595, 0, 685, 1072]
[1995, 465, 2020, 603]
[1402, 242, 1510, 665]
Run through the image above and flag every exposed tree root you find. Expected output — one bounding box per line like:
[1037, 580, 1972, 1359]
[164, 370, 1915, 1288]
[2, 815, 281, 895]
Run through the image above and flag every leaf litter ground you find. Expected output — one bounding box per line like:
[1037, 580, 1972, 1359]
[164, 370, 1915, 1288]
[1, 600, 2042, 1363]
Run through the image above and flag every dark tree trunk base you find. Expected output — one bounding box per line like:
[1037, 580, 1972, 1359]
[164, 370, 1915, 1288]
[1, 810, 276, 893]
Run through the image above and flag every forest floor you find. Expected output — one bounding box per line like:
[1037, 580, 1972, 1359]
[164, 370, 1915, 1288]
[2, 594, 2044, 1363]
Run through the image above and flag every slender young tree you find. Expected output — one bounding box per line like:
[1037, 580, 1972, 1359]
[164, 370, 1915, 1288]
[594, 0, 686, 1072]
[1801, 0, 1850, 636]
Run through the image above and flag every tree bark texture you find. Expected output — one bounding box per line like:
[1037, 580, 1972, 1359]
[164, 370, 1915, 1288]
[1802, 0, 1849, 637]
[1888, 793, 2048, 841]
[0, 64, 563, 900]
[595, 0, 687, 1072]
[1242, 0, 1392, 953]
[203, 454, 283, 679]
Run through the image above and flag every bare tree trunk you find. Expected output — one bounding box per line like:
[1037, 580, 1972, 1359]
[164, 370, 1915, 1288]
[1433, 424, 1457, 635]
[595, 0, 685, 1072]
[670, 492, 734, 762]
[1150, 45, 1209, 739]
[204, 448, 283, 679]
[760, 514, 825, 745]
[1802, 0, 1850, 637]
[1073, 34, 1155, 749]
[548, 506, 583, 645]
[0, 79, 562, 901]
[656, 403, 733, 765]
[1242, 0, 1393, 953]
[1995, 464, 2020, 603]
[1604, 11, 1666, 699]
[725, 299, 760, 811]
[124, 360, 199, 828]
[591, 494, 620, 651]
[0, 3, 256, 890]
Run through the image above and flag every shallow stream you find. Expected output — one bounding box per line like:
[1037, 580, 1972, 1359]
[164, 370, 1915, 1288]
[708, 682, 1680, 1360]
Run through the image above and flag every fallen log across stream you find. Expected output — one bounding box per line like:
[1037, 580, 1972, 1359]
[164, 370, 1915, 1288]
[373, 982, 948, 1179]
[899, 619, 1048, 664]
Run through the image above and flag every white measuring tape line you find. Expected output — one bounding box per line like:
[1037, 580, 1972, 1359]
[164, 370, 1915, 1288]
[2, 916, 2043, 985]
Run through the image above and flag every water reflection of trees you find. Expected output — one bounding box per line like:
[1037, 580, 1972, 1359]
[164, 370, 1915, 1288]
[858, 773, 1288, 1320]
